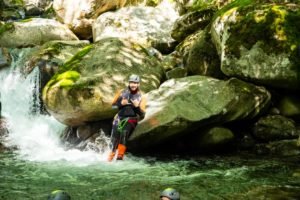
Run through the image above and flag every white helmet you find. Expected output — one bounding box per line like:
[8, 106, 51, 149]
[160, 188, 180, 200]
[128, 74, 140, 83]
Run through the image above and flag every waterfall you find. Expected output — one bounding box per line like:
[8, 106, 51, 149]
[0, 50, 110, 164]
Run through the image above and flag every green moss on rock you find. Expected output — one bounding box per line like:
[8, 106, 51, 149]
[0, 22, 14, 37]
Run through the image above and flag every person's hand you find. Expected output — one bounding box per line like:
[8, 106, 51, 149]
[131, 99, 140, 107]
[121, 97, 129, 105]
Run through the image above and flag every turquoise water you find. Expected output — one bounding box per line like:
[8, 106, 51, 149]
[0, 152, 299, 200]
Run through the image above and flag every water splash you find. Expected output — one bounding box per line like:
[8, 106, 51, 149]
[0, 52, 111, 164]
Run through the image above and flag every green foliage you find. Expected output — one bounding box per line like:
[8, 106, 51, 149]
[43, 44, 94, 95]
[224, 4, 300, 57]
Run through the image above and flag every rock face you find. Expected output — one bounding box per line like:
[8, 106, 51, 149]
[93, 5, 178, 47]
[129, 76, 271, 149]
[0, 18, 79, 48]
[211, 3, 300, 89]
[42, 37, 164, 126]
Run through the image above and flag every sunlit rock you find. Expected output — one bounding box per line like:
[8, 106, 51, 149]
[211, 2, 300, 89]
[53, 0, 146, 39]
[0, 18, 79, 48]
[253, 115, 300, 142]
[129, 76, 271, 149]
[93, 3, 179, 47]
[43, 37, 164, 126]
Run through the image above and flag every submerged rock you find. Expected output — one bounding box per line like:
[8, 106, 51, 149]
[43, 37, 164, 126]
[129, 76, 271, 149]
[211, 2, 300, 89]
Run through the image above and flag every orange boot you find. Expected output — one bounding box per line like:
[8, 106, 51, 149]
[117, 144, 127, 160]
[107, 152, 115, 162]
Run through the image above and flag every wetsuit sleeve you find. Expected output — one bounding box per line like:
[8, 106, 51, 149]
[112, 90, 123, 108]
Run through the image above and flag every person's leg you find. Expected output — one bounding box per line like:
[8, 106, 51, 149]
[117, 118, 137, 160]
[108, 116, 120, 161]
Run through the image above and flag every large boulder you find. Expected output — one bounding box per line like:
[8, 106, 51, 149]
[211, 2, 300, 89]
[53, 0, 145, 39]
[0, 18, 79, 48]
[129, 76, 271, 149]
[42, 37, 164, 126]
[93, 4, 178, 47]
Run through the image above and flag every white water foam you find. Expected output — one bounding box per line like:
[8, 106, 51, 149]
[0, 58, 111, 165]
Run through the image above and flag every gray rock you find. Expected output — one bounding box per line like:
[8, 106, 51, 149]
[129, 76, 271, 149]
[0, 18, 79, 48]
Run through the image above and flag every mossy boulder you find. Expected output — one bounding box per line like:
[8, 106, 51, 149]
[211, 2, 300, 89]
[93, 5, 178, 47]
[42, 37, 164, 126]
[129, 76, 271, 149]
[0, 18, 79, 48]
[166, 67, 187, 79]
[253, 115, 300, 142]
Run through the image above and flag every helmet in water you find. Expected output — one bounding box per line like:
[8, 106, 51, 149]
[128, 74, 140, 83]
[48, 190, 71, 200]
[160, 188, 180, 200]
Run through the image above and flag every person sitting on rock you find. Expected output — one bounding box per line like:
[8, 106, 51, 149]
[108, 74, 146, 161]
